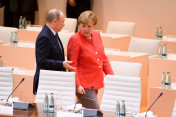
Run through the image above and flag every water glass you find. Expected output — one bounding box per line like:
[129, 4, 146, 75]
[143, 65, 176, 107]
[126, 102, 135, 117]
[55, 91, 63, 111]
[26, 21, 31, 28]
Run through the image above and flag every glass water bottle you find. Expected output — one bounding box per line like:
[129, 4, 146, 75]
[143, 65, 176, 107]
[155, 26, 159, 40]
[115, 100, 120, 117]
[158, 44, 163, 58]
[162, 44, 167, 59]
[120, 100, 126, 117]
[165, 72, 171, 89]
[10, 32, 13, 45]
[19, 16, 23, 29]
[158, 26, 163, 40]
[22, 17, 26, 29]
[161, 72, 166, 89]
[13, 32, 18, 45]
[43, 93, 48, 112]
[48, 93, 55, 113]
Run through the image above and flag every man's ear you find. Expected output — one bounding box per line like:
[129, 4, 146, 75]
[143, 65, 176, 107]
[53, 18, 58, 23]
[53, 19, 56, 23]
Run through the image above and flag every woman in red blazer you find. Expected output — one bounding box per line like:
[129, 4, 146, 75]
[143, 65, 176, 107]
[67, 11, 114, 109]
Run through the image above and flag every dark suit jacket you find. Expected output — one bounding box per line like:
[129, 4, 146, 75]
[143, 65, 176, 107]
[0, 0, 13, 27]
[66, 0, 90, 19]
[10, 0, 38, 12]
[33, 25, 66, 95]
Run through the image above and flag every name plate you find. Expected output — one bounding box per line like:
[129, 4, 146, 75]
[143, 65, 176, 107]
[0, 102, 13, 115]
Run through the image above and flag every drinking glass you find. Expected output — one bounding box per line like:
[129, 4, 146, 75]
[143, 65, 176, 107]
[126, 102, 135, 117]
[26, 21, 31, 27]
[55, 91, 63, 111]
[171, 77, 176, 89]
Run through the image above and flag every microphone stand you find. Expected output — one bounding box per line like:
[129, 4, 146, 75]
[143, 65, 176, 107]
[145, 92, 163, 117]
[6, 78, 25, 102]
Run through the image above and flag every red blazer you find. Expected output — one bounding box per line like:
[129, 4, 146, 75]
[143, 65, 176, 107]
[67, 30, 114, 89]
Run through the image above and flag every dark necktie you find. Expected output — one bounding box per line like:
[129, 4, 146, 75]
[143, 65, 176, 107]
[54, 33, 65, 60]
[55, 33, 63, 52]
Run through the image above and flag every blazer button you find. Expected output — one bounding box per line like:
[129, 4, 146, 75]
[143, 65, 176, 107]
[96, 52, 98, 54]
[99, 66, 101, 68]
[97, 59, 99, 61]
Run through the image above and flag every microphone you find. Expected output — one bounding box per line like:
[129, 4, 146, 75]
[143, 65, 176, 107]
[74, 86, 94, 109]
[145, 92, 163, 117]
[7, 78, 25, 102]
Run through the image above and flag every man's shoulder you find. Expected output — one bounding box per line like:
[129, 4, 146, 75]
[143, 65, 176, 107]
[37, 26, 50, 38]
[36, 30, 50, 44]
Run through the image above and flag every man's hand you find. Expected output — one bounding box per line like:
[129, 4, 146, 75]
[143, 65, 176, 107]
[68, 0, 76, 7]
[76, 86, 85, 94]
[63, 61, 76, 71]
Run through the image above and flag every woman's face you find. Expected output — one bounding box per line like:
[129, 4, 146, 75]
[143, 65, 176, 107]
[80, 20, 94, 38]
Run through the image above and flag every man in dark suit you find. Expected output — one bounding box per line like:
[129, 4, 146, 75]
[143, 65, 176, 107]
[33, 9, 75, 95]
[0, 0, 13, 27]
[66, 0, 90, 19]
[9, 0, 38, 28]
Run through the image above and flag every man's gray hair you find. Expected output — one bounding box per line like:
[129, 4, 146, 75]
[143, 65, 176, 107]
[46, 9, 62, 23]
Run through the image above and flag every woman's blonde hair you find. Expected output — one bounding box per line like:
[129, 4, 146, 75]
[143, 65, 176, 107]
[78, 11, 97, 25]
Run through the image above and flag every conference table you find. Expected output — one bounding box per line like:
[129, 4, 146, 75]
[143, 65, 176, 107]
[148, 54, 176, 89]
[101, 33, 130, 51]
[18, 29, 39, 43]
[160, 36, 176, 54]
[148, 55, 176, 117]
[149, 87, 176, 117]
[0, 103, 115, 117]
[0, 43, 35, 70]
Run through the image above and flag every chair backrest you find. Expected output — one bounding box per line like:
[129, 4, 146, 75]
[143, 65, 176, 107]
[106, 21, 135, 36]
[58, 32, 75, 47]
[0, 26, 18, 43]
[62, 18, 77, 32]
[101, 75, 141, 114]
[128, 37, 160, 56]
[0, 67, 13, 100]
[110, 61, 142, 77]
[35, 70, 75, 106]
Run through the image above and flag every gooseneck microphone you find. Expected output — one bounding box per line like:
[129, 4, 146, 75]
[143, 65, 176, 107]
[74, 86, 94, 109]
[145, 92, 163, 117]
[6, 78, 25, 102]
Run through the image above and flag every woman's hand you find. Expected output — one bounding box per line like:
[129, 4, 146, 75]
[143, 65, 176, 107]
[76, 86, 85, 94]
